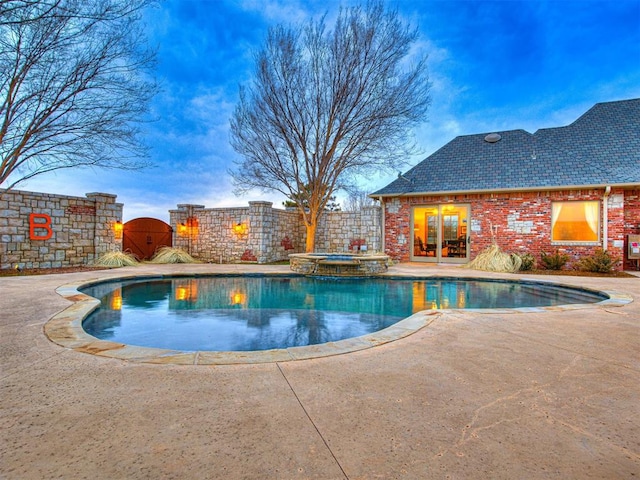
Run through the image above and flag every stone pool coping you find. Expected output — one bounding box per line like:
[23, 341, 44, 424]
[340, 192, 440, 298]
[43, 272, 633, 365]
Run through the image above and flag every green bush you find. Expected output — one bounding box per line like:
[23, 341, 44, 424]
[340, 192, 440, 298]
[540, 250, 569, 270]
[516, 253, 536, 271]
[577, 249, 617, 273]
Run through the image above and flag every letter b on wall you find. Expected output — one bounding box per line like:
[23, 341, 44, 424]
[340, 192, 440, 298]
[29, 213, 53, 240]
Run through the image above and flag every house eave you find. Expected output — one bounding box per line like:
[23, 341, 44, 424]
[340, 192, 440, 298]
[370, 182, 640, 199]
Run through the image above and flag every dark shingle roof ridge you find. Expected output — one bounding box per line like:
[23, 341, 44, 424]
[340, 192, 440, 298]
[593, 97, 640, 105]
[587, 97, 640, 112]
[454, 128, 533, 139]
[402, 128, 534, 172]
[372, 98, 640, 196]
[534, 97, 640, 135]
[531, 98, 640, 184]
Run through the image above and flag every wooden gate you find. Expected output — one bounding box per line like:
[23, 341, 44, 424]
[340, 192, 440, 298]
[123, 218, 173, 260]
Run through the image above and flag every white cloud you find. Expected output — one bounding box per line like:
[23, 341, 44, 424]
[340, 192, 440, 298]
[238, 0, 310, 24]
[189, 90, 234, 119]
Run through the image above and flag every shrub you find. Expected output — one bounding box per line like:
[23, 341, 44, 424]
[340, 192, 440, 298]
[577, 249, 617, 273]
[516, 253, 536, 271]
[540, 250, 569, 270]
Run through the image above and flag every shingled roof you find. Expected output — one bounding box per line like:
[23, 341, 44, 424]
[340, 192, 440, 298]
[373, 98, 640, 197]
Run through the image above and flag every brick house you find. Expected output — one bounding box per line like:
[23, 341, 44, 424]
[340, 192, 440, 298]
[372, 99, 640, 270]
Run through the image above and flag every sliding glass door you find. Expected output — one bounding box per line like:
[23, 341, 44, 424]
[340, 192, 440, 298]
[412, 204, 470, 263]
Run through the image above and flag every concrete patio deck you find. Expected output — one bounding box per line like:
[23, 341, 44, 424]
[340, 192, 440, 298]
[1, 263, 638, 479]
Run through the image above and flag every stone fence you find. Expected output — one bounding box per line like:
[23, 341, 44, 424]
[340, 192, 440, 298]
[1, 189, 381, 269]
[170, 201, 382, 264]
[0, 189, 123, 270]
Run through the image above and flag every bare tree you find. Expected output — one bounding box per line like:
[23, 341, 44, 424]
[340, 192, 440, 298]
[0, 0, 158, 189]
[230, 2, 430, 252]
[344, 187, 376, 212]
[283, 183, 340, 211]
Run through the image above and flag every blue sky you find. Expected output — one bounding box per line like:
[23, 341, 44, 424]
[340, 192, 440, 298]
[19, 0, 640, 222]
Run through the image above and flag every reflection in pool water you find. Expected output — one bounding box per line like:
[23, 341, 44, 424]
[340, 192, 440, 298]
[81, 276, 607, 352]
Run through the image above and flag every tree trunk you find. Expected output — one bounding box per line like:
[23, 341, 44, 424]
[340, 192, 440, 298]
[305, 221, 317, 252]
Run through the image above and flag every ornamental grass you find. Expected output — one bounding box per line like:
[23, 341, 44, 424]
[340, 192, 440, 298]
[464, 243, 522, 273]
[94, 251, 139, 267]
[149, 247, 197, 264]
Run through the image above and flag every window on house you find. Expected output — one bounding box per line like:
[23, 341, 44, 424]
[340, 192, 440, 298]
[442, 214, 458, 242]
[551, 201, 600, 242]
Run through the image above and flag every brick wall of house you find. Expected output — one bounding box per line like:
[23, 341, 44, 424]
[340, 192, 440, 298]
[380, 197, 412, 261]
[383, 187, 634, 270]
[0, 189, 123, 269]
[624, 189, 640, 270]
[605, 190, 627, 266]
[170, 202, 382, 263]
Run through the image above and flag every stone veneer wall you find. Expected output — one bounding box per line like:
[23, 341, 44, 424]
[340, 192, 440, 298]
[0, 189, 123, 269]
[170, 202, 382, 264]
[382, 187, 635, 270]
[315, 206, 382, 253]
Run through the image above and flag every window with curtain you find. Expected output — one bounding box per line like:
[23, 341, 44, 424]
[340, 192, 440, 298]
[551, 201, 600, 242]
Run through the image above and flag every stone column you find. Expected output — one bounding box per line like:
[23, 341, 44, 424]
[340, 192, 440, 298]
[362, 205, 382, 252]
[248, 201, 273, 263]
[86, 193, 123, 261]
[170, 204, 205, 257]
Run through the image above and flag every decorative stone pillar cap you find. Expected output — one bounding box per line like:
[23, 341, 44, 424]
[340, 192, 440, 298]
[176, 204, 205, 210]
[86, 192, 117, 200]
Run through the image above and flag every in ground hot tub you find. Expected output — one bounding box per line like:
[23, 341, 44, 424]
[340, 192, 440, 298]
[289, 252, 390, 276]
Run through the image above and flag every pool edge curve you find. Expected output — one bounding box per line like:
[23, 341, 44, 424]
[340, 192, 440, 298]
[44, 273, 633, 365]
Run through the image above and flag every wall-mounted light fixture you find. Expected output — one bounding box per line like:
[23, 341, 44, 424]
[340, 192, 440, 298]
[178, 217, 199, 237]
[232, 222, 248, 236]
[113, 220, 123, 239]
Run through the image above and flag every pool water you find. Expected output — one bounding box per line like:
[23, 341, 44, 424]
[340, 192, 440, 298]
[81, 275, 607, 352]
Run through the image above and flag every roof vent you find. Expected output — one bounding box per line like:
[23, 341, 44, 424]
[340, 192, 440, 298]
[484, 133, 502, 143]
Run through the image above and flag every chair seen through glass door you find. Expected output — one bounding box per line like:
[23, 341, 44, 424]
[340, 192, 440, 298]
[412, 204, 469, 263]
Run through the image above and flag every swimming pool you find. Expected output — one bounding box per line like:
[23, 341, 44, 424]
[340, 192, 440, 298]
[80, 275, 608, 352]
